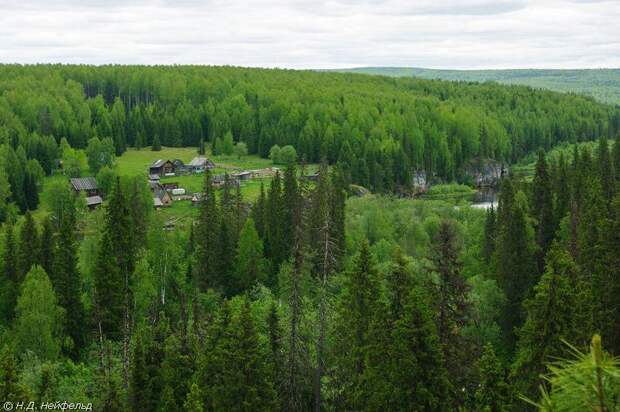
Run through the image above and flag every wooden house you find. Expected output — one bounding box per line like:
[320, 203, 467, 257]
[70, 177, 99, 197]
[188, 156, 215, 173]
[172, 159, 187, 174]
[149, 159, 175, 177]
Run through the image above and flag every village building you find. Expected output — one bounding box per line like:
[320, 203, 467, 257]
[172, 159, 187, 173]
[150, 181, 173, 208]
[149, 159, 175, 177]
[70, 177, 99, 197]
[187, 156, 215, 173]
[232, 171, 252, 181]
[85, 195, 103, 210]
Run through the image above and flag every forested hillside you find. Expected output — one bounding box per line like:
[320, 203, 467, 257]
[334, 67, 620, 106]
[1, 65, 620, 411]
[1, 65, 618, 194]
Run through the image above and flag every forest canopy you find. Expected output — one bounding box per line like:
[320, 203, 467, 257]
[1, 64, 618, 192]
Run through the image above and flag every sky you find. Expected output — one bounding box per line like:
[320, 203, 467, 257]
[0, 0, 618, 69]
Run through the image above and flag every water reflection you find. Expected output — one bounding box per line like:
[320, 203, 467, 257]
[471, 189, 498, 210]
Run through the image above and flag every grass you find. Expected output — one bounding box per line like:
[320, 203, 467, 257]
[113, 146, 319, 219]
[36, 146, 316, 223]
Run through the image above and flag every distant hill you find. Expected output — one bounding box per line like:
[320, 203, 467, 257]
[330, 67, 620, 105]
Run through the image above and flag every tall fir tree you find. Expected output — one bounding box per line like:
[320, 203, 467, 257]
[511, 245, 578, 400]
[39, 216, 55, 276]
[483, 205, 497, 264]
[1, 222, 18, 322]
[51, 192, 86, 358]
[193, 170, 222, 291]
[94, 177, 135, 340]
[597, 136, 615, 203]
[494, 178, 538, 351]
[233, 218, 266, 295]
[474, 344, 511, 412]
[428, 219, 473, 406]
[532, 149, 555, 267]
[17, 211, 39, 279]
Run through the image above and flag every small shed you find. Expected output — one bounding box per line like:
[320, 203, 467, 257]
[188, 156, 215, 173]
[70, 177, 99, 197]
[149, 159, 175, 177]
[85, 195, 103, 210]
[232, 171, 252, 181]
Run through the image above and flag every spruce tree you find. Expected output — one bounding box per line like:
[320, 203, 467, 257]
[39, 216, 55, 276]
[266, 171, 286, 271]
[94, 178, 134, 340]
[597, 136, 615, 203]
[532, 149, 555, 266]
[428, 219, 473, 406]
[511, 245, 578, 399]
[184, 384, 204, 412]
[17, 211, 39, 279]
[193, 170, 221, 291]
[333, 240, 381, 409]
[233, 218, 266, 294]
[474, 344, 511, 412]
[606, 194, 620, 353]
[494, 179, 538, 351]
[51, 193, 85, 358]
[0, 346, 27, 401]
[152, 134, 162, 151]
[483, 205, 496, 264]
[130, 333, 151, 412]
[1, 222, 18, 322]
[160, 334, 192, 410]
[387, 287, 451, 411]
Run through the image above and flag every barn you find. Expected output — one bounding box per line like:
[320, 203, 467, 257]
[149, 159, 175, 177]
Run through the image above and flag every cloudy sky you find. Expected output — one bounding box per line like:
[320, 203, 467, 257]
[0, 0, 618, 69]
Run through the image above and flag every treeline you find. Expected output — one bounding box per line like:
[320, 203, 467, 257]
[1, 64, 619, 192]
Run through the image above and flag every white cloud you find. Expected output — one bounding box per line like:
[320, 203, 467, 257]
[0, 0, 617, 68]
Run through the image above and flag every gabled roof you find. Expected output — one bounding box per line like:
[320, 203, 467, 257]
[172, 159, 185, 166]
[70, 177, 98, 191]
[150, 159, 168, 168]
[189, 156, 209, 167]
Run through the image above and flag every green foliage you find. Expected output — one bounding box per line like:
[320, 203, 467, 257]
[86, 136, 115, 174]
[13, 266, 64, 361]
[234, 141, 248, 159]
[529, 335, 620, 412]
[233, 218, 267, 294]
[475, 344, 511, 412]
[336, 67, 620, 105]
[0, 346, 28, 401]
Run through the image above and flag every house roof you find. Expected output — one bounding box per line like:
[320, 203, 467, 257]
[85, 195, 103, 206]
[188, 156, 208, 167]
[150, 159, 168, 168]
[172, 159, 185, 166]
[70, 177, 98, 191]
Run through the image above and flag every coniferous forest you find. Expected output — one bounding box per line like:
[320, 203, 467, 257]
[0, 65, 620, 411]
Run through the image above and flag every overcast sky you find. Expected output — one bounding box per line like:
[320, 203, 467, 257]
[0, 0, 618, 69]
